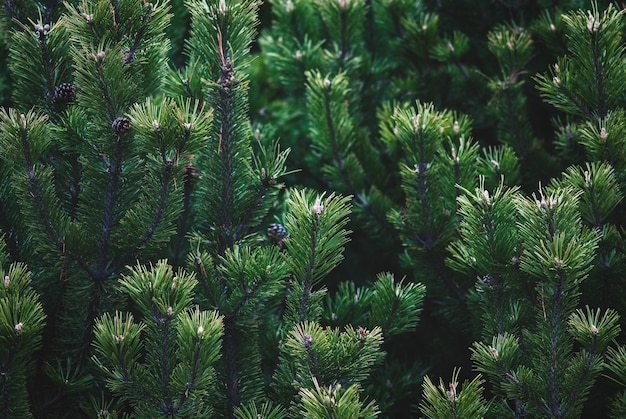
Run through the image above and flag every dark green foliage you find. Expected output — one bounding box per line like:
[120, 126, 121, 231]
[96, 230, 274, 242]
[281, 190, 351, 325]
[0, 246, 46, 418]
[92, 260, 223, 417]
[3, 0, 626, 418]
[272, 321, 384, 405]
[457, 179, 620, 417]
[535, 4, 626, 120]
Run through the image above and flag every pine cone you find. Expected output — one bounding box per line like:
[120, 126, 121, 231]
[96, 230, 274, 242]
[112, 117, 131, 134]
[53, 83, 76, 104]
[267, 223, 289, 242]
[123, 50, 134, 64]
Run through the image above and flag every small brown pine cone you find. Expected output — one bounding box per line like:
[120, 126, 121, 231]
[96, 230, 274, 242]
[54, 83, 76, 104]
[112, 117, 131, 134]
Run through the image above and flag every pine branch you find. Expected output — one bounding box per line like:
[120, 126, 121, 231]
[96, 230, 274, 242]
[299, 210, 322, 323]
[420, 368, 489, 419]
[308, 70, 397, 244]
[216, 29, 237, 252]
[34, 25, 55, 110]
[171, 162, 197, 270]
[16, 112, 92, 275]
[111, 160, 174, 273]
[78, 283, 103, 358]
[96, 132, 123, 275]
[232, 180, 268, 242]
[283, 190, 351, 324]
[320, 77, 357, 197]
[223, 317, 241, 419]
[158, 317, 175, 414]
[590, 30, 607, 119]
[92, 55, 118, 121]
[0, 207, 20, 262]
[545, 270, 566, 416]
[561, 349, 598, 417]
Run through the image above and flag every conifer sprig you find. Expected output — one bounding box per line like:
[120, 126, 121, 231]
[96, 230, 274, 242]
[486, 24, 536, 161]
[322, 272, 426, 338]
[535, 3, 626, 120]
[419, 368, 490, 419]
[297, 377, 379, 419]
[188, 0, 283, 254]
[93, 260, 224, 417]
[272, 320, 383, 415]
[386, 101, 476, 251]
[467, 181, 608, 417]
[369, 272, 425, 337]
[8, 19, 72, 113]
[283, 190, 351, 324]
[0, 260, 46, 418]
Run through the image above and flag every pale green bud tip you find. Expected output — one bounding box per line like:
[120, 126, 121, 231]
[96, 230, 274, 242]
[491, 346, 498, 359]
[587, 13, 600, 32]
[312, 197, 324, 215]
[446, 382, 457, 401]
[554, 257, 564, 268]
[337, 0, 350, 10]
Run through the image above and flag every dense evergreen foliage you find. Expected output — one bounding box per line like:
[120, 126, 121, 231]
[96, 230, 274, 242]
[1, 0, 626, 418]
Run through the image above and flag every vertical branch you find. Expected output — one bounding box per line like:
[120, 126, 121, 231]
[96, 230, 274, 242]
[589, 30, 606, 119]
[18, 118, 91, 275]
[171, 161, 197, 271]
[96, 134, 123, 272]
[322, 76, 380, 208]
[364, 0, 374, 54]
[158, 316, 174, 413]
[92, 56, 117, 121]
[111, 160, 174, 273]
[211, 21, 246, 417]
[178, 335, 204, 410]
[223, 316, 240, 419]
[547, 270, 565, 416]
[299, 216, 321, 323]
[216, 28, 236, 253]
[34, 25, 55, 109]
[79, 281, 102, 357]
[415, 130, 433, 247]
